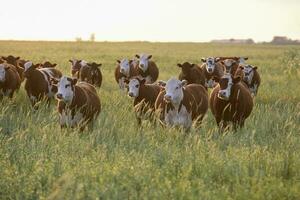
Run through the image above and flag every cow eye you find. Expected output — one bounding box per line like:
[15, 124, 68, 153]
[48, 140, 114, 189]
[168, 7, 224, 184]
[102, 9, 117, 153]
[65, 84, 70, 88]
[175, 86, 179, 90]
[135, 85, 139, 88]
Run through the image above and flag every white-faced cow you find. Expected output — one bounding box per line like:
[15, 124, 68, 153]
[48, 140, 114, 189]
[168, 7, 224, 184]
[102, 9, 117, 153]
[219, 57, 249, 75]
[242, 65, 261, 96]
[126, 78, 162, 125]
[155, 78, 208, 130]
[135, 54, 159, 84]
[177, 62, 206, 87]
[24, 61, 62, 108]
[52, 76, 101, 131]
[114, 58, 138, 91]
[210, 73, 253, 131]
[0, 63, 21, 99]
[200, 57, 225, 88]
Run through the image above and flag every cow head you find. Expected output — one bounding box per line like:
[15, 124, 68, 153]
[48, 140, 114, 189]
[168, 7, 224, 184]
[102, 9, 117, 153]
[23, 61, 41, 78]
[117, 59, 133, 76]
[69, 59, 87, 77]
[162, 78, 188, 105]
[221, 59, 237, 73]
[1, 55, 20, 67]
[243, 65, 257, 84]
[201, 57, 220, 74]
[0, 64, 9, 82]
[238, 57, 248, 65]
[214, 74, 241, 101]
[54, 76, 77, 104]
[126, 78, 146, 98]
[87, 62, 102, 82]
[135, 54, 152, 72]
[41, 61, 57, 68]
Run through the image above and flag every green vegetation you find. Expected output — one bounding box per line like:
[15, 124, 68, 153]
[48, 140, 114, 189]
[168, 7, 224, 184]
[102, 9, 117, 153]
[0, 41, 299, 199]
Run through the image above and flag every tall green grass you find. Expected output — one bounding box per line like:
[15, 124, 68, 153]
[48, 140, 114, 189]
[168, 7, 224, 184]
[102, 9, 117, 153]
[0, 41, 299, 199]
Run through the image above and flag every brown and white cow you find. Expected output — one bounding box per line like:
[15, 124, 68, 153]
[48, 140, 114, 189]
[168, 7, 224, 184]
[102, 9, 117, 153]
[114, 58, 138, 91]
[24, 61, 62, 108]
[135, 54, 159, 84]
[0, 63, 21, 99]
[155, 78, 208, 130]
[53, 76, 101, 131]
[177, 62, 206, 87]
[210, 73, 253, 131]
[79, 62, 102, 88]
[126, 78, 162, 125]
[1, 55, 25, 82]
[69, 59, 88, 78]
[218, 57, 248, 75]
[200, 57, 225, 88]
[242, 65, 261, 96]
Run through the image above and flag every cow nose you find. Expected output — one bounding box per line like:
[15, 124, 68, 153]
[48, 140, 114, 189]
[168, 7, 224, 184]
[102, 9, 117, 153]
[219, 91, 226, 96]
[208, 68, 213, 73]
[140, 64, 144, 68]
[164, 95, 171, 101]
[56, 93, 63, 99]
[128, 92, 134, 97]
[120, 68, 125, 73]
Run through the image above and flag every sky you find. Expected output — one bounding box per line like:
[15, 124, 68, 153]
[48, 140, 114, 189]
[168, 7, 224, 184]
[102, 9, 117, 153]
[0, 0, 299, 42]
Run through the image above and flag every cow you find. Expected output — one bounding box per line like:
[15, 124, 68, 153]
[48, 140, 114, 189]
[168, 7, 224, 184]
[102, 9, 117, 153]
[52, 76, 101, 131]
[126, 78, 161, 125]
[200, 57, 225, 88]
[69, 59, 88, 78]
[24, 61, 62, 108]
[210, 73, 253, 131]
[79, 62, 102, 88]
[155, 78, 208, 130]
[114, 58, 138, 91]
[177, 62, 206, 87]
[0, 63, 21, 99]
[218, 57, 249, 74]
[135, 54, 159, 84]
[1, 55, 25, 82]
[40, 61, 57, 68]
[242, 65, 261, 96]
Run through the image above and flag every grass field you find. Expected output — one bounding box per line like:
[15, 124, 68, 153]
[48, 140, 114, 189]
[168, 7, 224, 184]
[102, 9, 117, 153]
[0, 40, 299, 199]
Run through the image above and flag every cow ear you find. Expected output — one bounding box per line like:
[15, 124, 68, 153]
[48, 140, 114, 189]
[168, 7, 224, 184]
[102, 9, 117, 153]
[157, 80, 166, 87]
[16, 57, 20, 60]
[181, 80, 188, 87]
[4, 65, 10, 70]
[116, 60, 121, 64]
[244, 57, 249, 60]
[233, 76, 241, 84]
[69, 59, 73, 63]
[201, 58, 206, 63]
[52, 63, 57, 67]
[33, 63, 41, 68]
[191, 63, 196, 68]
[135, 54, 140, 59]
[147, 55, 152, 59]
[72, 78, 78, 85]
[129, 59, 133, 64]
[221, 61, 225, 65]
[253, 66, 257, 70]
[177, 63, 182, 68]
[96, 63, 102, 67]
[213, 76, 220, 83]
[215, 57, 220, 62]
[239, 66, 244, 70]
[124, 79, 130, 84]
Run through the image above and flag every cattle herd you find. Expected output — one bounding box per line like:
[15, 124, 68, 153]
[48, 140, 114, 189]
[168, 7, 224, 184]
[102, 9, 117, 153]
[0, 54, 261, 132]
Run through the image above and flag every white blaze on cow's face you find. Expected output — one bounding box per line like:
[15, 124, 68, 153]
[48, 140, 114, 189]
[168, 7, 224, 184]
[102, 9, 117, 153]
[164, 78, 187, 105]
[205, 57, 216, 73]
[119, 59, 131, 76]
[56, 76, 75, 103]
[218, 74, 233, 100]
[128, 78, 140, 98]
[0, 64, 6, 82]
[137, 54, 151, 72]
[243, 65, 255, 84]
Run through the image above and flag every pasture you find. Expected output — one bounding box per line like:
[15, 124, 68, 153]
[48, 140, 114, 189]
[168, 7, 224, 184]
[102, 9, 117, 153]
[0, 40, 299, 199]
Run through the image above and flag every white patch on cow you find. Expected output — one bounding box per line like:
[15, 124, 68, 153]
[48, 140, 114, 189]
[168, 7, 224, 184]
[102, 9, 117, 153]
[24, 61, 33, 72]
[119, 59, 131, 77]
[128, 79, 140, 98]
[57, 76, 74, 104]
[205, 57, 216, 74]
[137, 54, 150, 72]
[118, 77, 127, 91]
[239, 57, 247, 65]
[165, 105, 192, 129]
[224, 59, 233, 67]
[60, 109, 84, 127]
[218, 74, 233, 100]
[39, 68, 56, 98]
[144, 75, 152, 84]
[205, 79, 216, 88]
[0, 64, 6, 82]
[80, 60, 87, 67]
[243, 65, 254, 84]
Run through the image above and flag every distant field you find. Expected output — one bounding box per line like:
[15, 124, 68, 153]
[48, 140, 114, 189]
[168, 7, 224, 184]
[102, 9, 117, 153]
[0, 40, 299, 199]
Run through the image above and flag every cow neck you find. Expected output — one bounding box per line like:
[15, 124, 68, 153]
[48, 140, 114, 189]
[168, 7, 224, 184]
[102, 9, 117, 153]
[138, 67, 149, 77]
